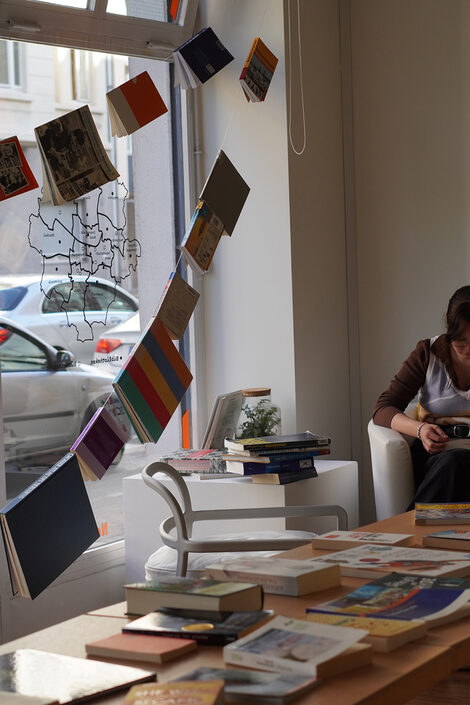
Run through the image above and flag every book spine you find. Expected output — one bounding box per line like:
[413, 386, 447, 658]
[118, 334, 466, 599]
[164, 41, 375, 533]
[240, 457, 317, 474]
[239, 37, 259, 81]
[228, 438, 330, 452]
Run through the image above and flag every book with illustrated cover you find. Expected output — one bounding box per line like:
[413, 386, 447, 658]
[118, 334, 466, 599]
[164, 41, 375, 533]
[308, 571, 470, 627]
[71, 404, 129, 481]
[224, 431, 331, 454]
[158, 449, 227, 474]
[223, 615, 367, 676]
[204, 556, 340, 596]
[0, 649, 154, 703]
[311, 530, 413, 550]
[106, 70, 168, 137]
[124, 577, 263, 615]
[0, 136, 38, 201]
[173, 26, 234, 89]
[250, 468, 318, 485]
[123, 609, 274, 646]
[173, 667, 318, 704]
[415, 503, 470, 524]
[348, 570, 470, 591]
[199, 149, 250, 236]
[154, 271, 200, 340]
[35, 105, 119, 205]
[123, 681, 224, 705]
[423, 529, 470, 550]
[0, 453, 99, 599]
[309, 543, 470, 578]
[180, 200, 225, 274]
[240, 37, 278, 102]
[202, 390, 244, 450]
[113, 317, 192, 443]
[85, 631, 197, 664]
[304, 612, 428, 652]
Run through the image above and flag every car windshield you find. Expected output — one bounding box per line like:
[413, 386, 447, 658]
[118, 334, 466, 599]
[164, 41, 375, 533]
[0, 286, 27, 311]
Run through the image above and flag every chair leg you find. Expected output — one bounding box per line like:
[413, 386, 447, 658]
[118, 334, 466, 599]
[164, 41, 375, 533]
[176, 550, 188, 577]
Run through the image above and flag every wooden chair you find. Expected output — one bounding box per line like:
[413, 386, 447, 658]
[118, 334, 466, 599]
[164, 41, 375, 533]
[142, 461, 349, 577]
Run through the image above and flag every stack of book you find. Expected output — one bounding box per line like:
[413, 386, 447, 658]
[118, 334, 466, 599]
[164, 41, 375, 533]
[222, 430, 331, 484]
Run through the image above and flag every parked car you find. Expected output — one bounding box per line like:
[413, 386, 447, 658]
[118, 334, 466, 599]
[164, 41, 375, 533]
[0, 315, 128, 466]
[93, 311, 141, 375]
[0, 274, 139, 366]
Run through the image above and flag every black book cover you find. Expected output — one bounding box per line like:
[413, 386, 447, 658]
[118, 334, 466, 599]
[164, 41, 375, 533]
[0, 453, 99, 599]
[178, 27, 234, 84]
[199, 150, 250, 236]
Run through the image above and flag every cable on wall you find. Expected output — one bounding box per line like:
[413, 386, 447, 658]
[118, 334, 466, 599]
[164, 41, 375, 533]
[287, 0, 307, 156]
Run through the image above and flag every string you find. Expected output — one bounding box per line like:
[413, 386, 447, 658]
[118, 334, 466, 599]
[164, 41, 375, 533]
[287, 0, 307, 156]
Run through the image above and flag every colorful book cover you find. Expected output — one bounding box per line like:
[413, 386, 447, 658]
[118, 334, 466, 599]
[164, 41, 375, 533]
[224, 431, 330, 453]
[123, 681, 224, 705]
[415, 503, 470, 524]
[240, 37, 278, 102]
[113, 317, 192, 443]
[423, 529, 470, 549]
[180, 200, 225, 273]
[311, 530, 413, 550]
[70, 403, 129, 481]
[106, 71, 168, 137]
[159, 448, 227, 473]
[0, 136, 38, 201]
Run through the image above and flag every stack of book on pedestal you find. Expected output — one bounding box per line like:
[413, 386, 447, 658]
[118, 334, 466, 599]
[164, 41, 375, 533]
[222, 431, 331, 484]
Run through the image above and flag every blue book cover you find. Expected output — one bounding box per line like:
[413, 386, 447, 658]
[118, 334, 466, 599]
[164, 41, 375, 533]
[177, 27, 234, 85]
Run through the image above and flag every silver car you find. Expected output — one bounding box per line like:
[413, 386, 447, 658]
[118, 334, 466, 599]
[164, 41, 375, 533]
[0, 316, 124, 466]
[0, 274, 138, 366]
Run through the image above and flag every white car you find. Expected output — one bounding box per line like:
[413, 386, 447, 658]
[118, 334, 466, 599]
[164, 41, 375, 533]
[93, 311, 141, 375]
[0, 315, 126, 466]
[0, 274, 139, 366]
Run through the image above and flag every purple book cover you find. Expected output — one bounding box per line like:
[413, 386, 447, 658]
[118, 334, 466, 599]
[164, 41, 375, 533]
[71, 405, 129, 479]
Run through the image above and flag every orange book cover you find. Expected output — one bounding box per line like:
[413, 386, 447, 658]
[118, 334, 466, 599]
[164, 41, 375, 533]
[0, 136, 38, 201]
[85, 631, 196, 664]
[107, 71, 168, 137]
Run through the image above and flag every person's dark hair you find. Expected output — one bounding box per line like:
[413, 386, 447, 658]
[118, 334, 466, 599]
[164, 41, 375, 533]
[446, 286, 470, 340]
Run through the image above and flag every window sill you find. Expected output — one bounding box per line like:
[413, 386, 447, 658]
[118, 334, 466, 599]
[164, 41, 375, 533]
[55, 101, 103, 116]
[0, 88, 32, 103]
[49, 538, 125, 587]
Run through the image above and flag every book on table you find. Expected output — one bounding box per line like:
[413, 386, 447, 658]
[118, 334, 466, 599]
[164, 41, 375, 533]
[0, 453, 99, 599]
[307, 570, 470, 627]
[123, 681, 224, 705]
[154, 270, 200, 340]
[113, 316, 192, 443]
[173, 26, 234, 89]
[304, 611, 428, 652]
[85, 631, 197, 664]
[70, 403, 129, 481]
[225, 450, 323, 476]
[308, 543, 470, 578]
[203, 557, 341, 596]
[34, 105, 119, 205]
[158, 449, 227, 475]
[202, 389, 244, 450]
[423, 529, 470, 550]
[0, 136, 38, 201]
[199, 149, 250, 236]
[124, 576, 263, 615]
[311, 530, 413, 550]
[0, 649, 155, 704]
[223, 615, 367, 676]
[224, 431, 331, 454]
[240, 37, 279, 102]
[415, 502, 470, 524]
[123, 609, 274, 646]
[173, 667, 319, 705]
[106, 70, 168, 137]
[250, 468, 318, 485]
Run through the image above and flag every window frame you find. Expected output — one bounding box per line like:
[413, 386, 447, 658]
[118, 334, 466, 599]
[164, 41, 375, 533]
[0, 0, 198, 60]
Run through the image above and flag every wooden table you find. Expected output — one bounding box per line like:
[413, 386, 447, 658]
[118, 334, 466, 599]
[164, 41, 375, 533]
[2, 511, 470, 705]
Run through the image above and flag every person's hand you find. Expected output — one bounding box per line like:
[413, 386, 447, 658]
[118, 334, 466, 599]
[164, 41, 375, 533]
[419, 423, 448, 454]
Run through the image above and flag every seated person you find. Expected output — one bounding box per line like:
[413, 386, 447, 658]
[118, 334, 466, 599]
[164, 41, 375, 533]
[373, 285, 470, 508]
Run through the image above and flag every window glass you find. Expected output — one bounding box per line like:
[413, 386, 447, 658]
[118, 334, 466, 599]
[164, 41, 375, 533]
[25, 0, 89, 7]
[106, 0, 173, 22]
[91, 283, 137, 312]
[42, 282, 88, 313]
[71, 49, 90, 102]
[0, 327, 48, 372]
[0, 286, 27, 310]
[0, 40, 22, 88]
[0, 42, 8, 84]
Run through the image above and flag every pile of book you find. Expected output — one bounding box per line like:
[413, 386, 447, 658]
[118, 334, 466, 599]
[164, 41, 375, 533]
[222, 430, 331, 484]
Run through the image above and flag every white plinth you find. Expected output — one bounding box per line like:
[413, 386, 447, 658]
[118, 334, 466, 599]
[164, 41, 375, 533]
[123, 458, 359, 582]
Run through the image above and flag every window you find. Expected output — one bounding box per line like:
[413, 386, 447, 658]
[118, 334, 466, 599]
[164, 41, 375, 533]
[0, 327, 48, 372]
[0, 40, 22, 89]
[71, 49, 90, 102]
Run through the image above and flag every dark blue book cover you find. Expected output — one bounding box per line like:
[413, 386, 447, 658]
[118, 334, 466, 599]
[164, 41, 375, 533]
[0, 453, 99, 599]
[177, 27, 234, 84]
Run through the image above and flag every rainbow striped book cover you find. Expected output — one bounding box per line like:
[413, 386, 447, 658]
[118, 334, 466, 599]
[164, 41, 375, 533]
[113, 317, 192, 443]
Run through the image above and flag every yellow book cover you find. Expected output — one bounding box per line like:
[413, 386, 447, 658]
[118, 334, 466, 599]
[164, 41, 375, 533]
[124, 681, 225, 705]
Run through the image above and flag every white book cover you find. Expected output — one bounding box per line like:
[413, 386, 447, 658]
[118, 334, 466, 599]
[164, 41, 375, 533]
[308, 544, 470, 578]
[223, 615, 366, 676]
[311, 531, 413, 549]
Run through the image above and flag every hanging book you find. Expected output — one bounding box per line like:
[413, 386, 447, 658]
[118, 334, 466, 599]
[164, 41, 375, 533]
[199, 149, 250, 236]
[106, 71, 168, 137]
[0, 136, 38, 201]
[35, 105, 119, 205]
[154, 270, 200, 339]
[0, 453, 99, 599]
[180, 200, 225, 274]
[173, 26, 234, 89]
[240, 38, 278, 103]
[113, 317, 192, 443]
[70, 403, 130, 481]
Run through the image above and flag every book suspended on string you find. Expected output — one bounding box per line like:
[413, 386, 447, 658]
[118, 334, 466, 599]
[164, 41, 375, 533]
[0, 136, 38, 201]
[240, 37, 278, 102]
[173, 26, 234, 89]
[113, 316, 192, 443]
[154, 270, 200, 340]
[199, 149, 250, 236]
[180, 200, 225, 274]
[34, 105, 119, 205]
[106, 70, 168, 137]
